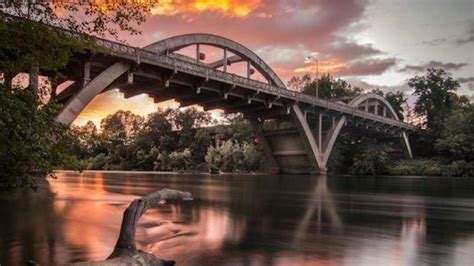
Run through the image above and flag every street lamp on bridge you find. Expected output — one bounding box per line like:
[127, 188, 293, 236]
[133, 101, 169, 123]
[305, 55, 319, 98]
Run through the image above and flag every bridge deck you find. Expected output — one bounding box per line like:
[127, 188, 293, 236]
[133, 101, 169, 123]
[93, 37, 416, 131]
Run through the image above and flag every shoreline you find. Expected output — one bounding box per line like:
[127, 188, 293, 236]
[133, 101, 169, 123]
[54, 170, 471, 179]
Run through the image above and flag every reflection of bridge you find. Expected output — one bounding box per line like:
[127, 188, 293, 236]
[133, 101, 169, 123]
[55, 34, 417, 174]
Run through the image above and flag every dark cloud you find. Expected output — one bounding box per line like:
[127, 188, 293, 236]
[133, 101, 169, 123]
[399, 61, 468, 73]
[456, 22, 474, 45]
[346, 78, 411, 94]
[458, 77, 474, 84]
[322, 37, 383, 62]
[337, 58, 397, 77]
[457, 77, 474, 92]
[422, 38, 447, 46]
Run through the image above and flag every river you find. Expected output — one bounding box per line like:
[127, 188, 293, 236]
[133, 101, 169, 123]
[0, 171, 473, 265]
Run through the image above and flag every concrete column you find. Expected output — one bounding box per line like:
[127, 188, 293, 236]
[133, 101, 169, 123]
[127, 71, 134, 84]
[291, 104, 325, 174]
[401, 131, 413, 159]
[223, 48, 227, 72]
[365, 100, 369, 112]
[247, 116, 280, 174]
[247, 61, 251, 78]
[383, 106, 387, 117]
[83, 62, 91, 87]
[374, 101, 379, 115]
[196, 44, 200, 63]
[318, 112, 322, 148]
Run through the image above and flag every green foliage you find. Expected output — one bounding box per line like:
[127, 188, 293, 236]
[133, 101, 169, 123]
[434, 104, 474, 161]
[288, 73, 362, 100]
[0, 17, 87, 78]
[327, 133, 366, 174]
[0, 4, 157, 188]
[388, 159, 473, 177]
[205, 140, 263, 173]
[1, 0, 155, 40]
[388, 159, 443, 176]
[0, 86, 78, 189]
[385, 91, 407, 120]
[68, 108, 262, 173]
[225, 114, 254, 142]
[409, 68, 460, 134]
[169, 148, 192, 172]
[350, 145, 390, 175]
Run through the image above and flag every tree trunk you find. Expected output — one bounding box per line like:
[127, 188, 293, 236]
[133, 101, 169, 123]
[74, 188, 192, 265]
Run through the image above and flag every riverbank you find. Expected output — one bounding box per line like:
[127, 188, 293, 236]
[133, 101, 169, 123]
[387, 159, 474, 177]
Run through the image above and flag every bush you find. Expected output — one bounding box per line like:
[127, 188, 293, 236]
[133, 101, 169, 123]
[169, 148, 192, 172]
[205, 140, 263, 173]
[0, 86, 74, 189]
[387, 159, 474, 177]
[350, 145, 389, 175]
[442, 160, 474, 177]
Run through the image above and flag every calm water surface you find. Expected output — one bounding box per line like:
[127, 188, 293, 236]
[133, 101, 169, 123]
[0, 171, 474, 265]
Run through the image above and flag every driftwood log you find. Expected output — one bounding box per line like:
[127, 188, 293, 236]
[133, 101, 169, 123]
[75, 188, 193, 265]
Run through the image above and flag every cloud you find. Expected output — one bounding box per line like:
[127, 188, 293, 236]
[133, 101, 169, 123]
[346, 78, 411, 94]
[399, 61, 468, 73]
[456, 22, 474, 45]
[150, 0, 263, 17]
[422, 38, 447, 46]
[132, 0, 382, 80]
[458, 77, 474, 84]
[457, 77, 474, 92]
[295, 58, 396, 77]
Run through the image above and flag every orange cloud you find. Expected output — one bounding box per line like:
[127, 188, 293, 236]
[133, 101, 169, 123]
[151, 0, 263, 17]
[295, 59, 349, 76]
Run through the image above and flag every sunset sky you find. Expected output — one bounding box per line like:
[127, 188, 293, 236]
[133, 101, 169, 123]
[75, 0, 474, 126]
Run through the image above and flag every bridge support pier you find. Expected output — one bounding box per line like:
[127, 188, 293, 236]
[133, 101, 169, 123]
[247, 115, 281, 174]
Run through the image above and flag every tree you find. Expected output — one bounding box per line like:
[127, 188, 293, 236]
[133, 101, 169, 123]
[350, 144, 390, 175]
[434, 104, 474, 161]
[287, 74, 311, 92]
[225, 114, 254, 143]
[0, 86, 70, 188]
[2, 0, 155, 40]
[292, 73, 362, 100]
[0, 2, 156, 187]
[408, 68, 460, 134]
[385, 91, 407, 120]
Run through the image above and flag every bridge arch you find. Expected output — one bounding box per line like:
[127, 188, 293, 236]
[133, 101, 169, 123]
[318, 93, 412, 169]
[349, 93, 399, 119]
[143, 34, 286, 88]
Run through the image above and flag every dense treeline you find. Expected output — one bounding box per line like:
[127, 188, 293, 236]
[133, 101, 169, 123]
[67, 109, 264, 173]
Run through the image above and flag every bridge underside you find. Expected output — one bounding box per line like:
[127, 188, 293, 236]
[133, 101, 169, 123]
[53, 37, 414, 175]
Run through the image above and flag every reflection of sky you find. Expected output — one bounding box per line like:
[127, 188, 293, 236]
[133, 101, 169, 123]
[18, 172, 471, 265]
[72, 0, 474, 125]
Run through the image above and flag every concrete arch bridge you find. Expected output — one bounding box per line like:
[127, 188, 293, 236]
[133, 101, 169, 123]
[54, 33, 417, 174]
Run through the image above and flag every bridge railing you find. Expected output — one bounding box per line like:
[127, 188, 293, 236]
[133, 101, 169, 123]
[95, 37, 415, 130]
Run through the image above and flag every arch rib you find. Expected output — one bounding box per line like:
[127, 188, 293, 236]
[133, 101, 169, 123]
[349, 93, 399, 120]
[143, 34, 286, 88]
[56, 62, 131, 125]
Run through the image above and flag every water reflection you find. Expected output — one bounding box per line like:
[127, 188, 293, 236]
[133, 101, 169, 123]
[0, 172, 473, 265]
